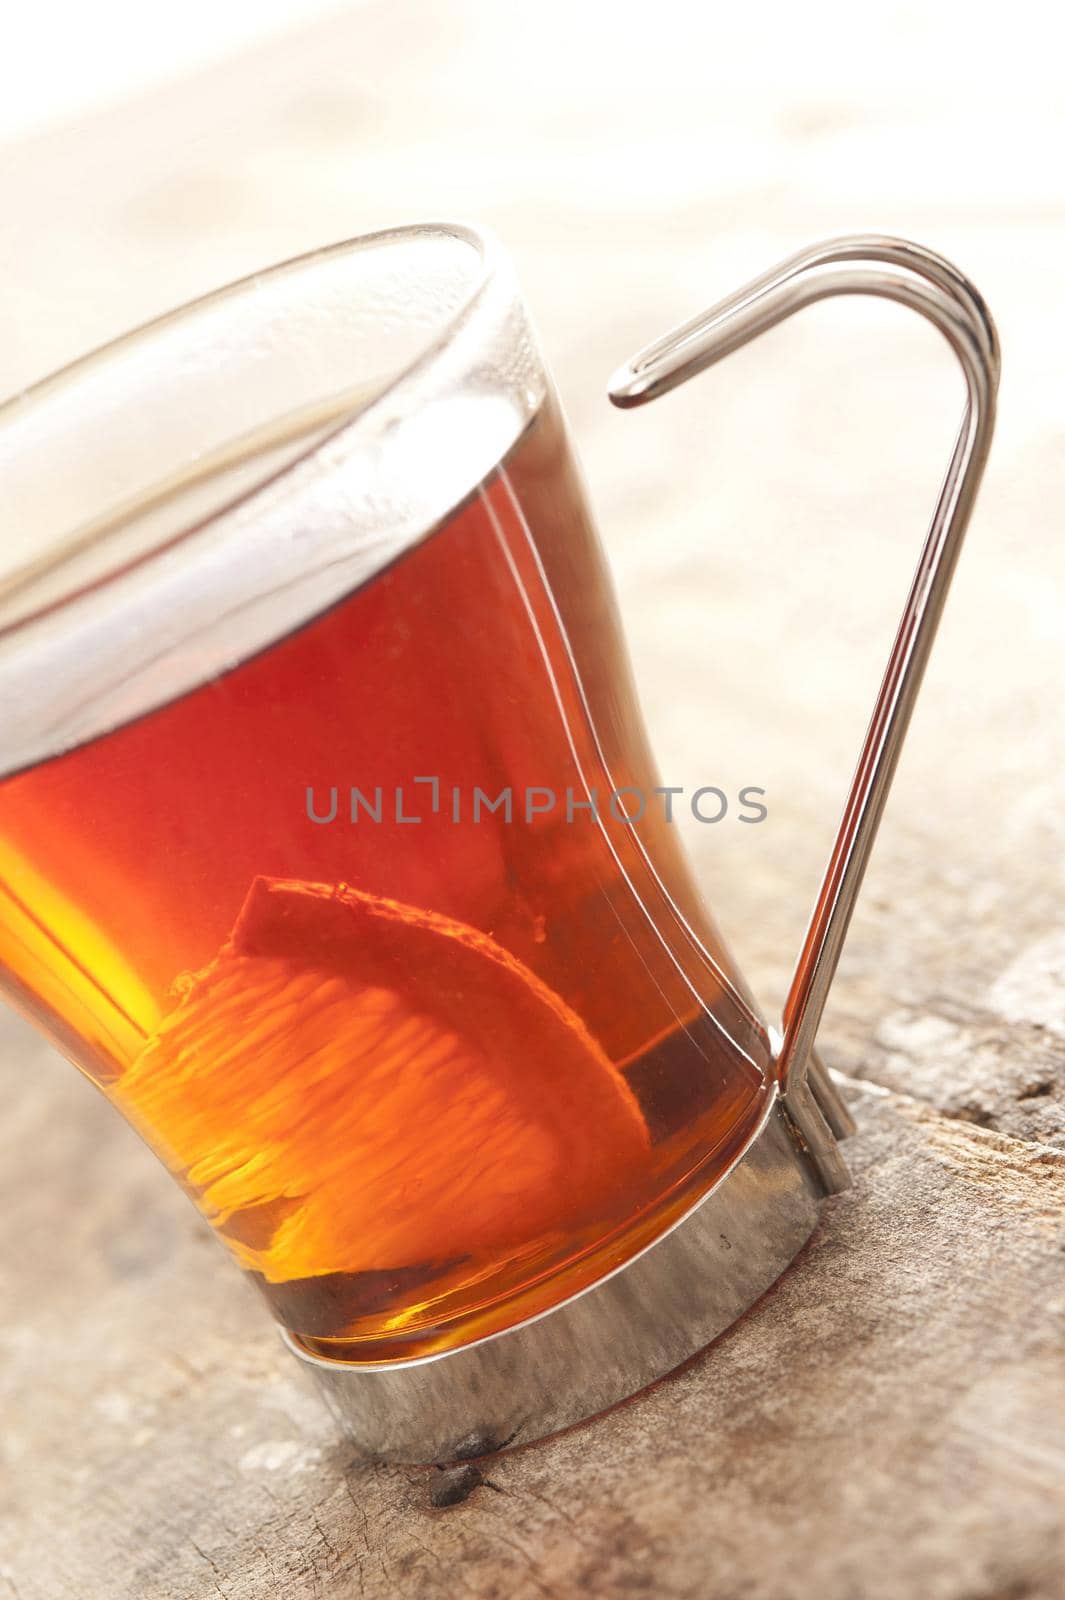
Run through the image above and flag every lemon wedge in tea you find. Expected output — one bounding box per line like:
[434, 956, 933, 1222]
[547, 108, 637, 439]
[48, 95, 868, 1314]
[114, 876, 650, 1288]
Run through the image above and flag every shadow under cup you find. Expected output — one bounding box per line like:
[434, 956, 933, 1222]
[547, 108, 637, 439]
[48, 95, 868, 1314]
[0, 225, 772, 1366]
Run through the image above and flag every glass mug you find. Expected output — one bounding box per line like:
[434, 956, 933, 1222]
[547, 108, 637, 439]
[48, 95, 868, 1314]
[0, 228, 997, 1461]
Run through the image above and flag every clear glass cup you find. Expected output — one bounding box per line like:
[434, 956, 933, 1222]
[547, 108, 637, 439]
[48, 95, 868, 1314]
[0, 225, 772, 1366]
[0, 225, 998, 1462]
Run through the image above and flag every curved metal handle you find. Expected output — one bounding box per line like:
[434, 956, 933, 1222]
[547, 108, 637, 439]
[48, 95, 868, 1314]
[609, 235, 999, 1170]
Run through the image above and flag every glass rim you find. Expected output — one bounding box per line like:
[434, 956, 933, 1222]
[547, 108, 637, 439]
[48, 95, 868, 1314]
[0, 220, 506, 638]
[0, 219, 545, 776]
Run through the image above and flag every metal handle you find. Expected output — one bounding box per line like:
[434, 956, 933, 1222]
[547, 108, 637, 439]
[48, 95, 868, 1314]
[609, 235, 999, 1181]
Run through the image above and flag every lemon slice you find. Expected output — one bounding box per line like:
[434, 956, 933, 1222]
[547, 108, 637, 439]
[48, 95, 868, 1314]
[116, 876, 649, 1283]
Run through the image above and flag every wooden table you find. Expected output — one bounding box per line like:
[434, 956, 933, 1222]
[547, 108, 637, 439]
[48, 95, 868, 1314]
[2, 4, 1063, 1595]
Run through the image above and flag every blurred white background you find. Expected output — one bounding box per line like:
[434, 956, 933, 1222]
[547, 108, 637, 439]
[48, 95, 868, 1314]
[0, 0, 352, 140]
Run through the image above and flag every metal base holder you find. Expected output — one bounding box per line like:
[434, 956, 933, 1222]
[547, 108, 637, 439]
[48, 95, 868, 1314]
[287, 234, 998, 1468]
[284, 1092, 828, 1464]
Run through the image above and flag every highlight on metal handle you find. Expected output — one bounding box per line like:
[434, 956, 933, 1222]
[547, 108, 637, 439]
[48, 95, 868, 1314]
[609, 235, 1000, 1187]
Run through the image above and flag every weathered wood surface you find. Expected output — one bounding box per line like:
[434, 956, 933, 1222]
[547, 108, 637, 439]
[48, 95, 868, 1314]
[3, 1052, 1064, 1600]
[1, 2, 1063, 1596]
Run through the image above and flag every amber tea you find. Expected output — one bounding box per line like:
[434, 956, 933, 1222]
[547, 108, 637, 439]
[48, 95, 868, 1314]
[0, 396, 772, 1361]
